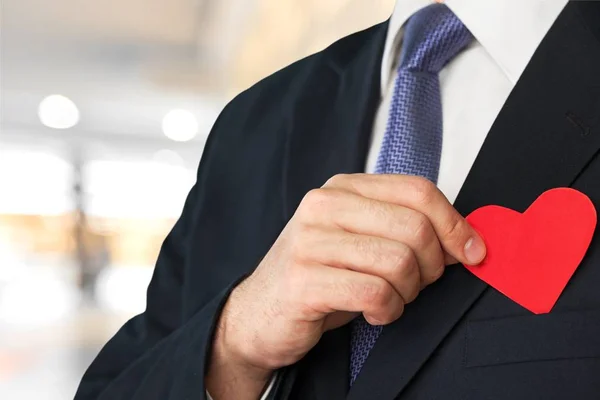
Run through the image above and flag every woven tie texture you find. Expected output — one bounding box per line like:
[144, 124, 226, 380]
[348, 3, 473, 387]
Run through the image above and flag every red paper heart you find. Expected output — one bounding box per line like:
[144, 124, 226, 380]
[464, 188, 596, 314]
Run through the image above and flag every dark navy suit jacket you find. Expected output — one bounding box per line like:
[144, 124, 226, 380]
[75, 2, 600, 399]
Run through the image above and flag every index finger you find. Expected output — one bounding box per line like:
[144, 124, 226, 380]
[323, 174, 486, 266]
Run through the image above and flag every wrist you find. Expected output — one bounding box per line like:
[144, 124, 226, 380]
[215, 322, 274, 383]
[214, 288, 275, 380]
[206, 296, 274, 400]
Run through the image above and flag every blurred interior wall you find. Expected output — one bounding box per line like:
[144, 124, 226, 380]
[0, 1, 395, 399]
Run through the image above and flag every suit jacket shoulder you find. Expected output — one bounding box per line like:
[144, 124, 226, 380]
[216, 21, 385, 140]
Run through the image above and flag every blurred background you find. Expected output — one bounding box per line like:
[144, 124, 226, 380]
[0, 1, 394, 398]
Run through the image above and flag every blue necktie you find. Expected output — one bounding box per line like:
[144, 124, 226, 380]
[349, 4, 472, 386]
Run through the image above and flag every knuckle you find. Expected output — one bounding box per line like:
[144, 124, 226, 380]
[440, 216, 467, 243]
[410, 177, 436, 206]
[300, 189, 332, 215]
[423, 264, 445, 285]
[393, 250, 420, 302]
[398, 255, 418, 281]
[373, 300, 405, 325]
[302, 188, 327, 206]
[403, 284, 420, 304]
[324, 173, 351, 188]
[431, 264, 445, 281]
[408, 212, 433, 245]
[390, 244, 414, 274]
[391, 300, 406, 321]
[362, 279, 393, 309]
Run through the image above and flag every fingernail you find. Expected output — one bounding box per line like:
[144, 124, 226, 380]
[464, 236, 486, 265]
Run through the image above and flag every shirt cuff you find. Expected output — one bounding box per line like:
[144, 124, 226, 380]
[206, 372, 278, 400]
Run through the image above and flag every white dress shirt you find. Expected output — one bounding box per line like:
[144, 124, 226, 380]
[208, 0, 567, 398]
[368, 0, 568, 203]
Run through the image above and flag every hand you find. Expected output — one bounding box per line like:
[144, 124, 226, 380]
[216, 174, 485, 375]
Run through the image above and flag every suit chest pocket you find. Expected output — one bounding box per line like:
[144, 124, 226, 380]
[464, 309, 600, 368]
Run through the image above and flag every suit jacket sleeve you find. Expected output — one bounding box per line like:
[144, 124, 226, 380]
[72, 40, 324, 397]
[74, 98, 260, 400]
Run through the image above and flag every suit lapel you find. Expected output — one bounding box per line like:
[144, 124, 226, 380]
[283, 22, 388, 219]
[348, 2, 600, 399]
[282, 22, 388, 400]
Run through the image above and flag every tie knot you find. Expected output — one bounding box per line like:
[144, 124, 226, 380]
[399, 4, 473, 73]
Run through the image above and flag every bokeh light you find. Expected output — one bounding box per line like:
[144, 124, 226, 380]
[161, 109, 198, 142]
[38, 95, 80, 130]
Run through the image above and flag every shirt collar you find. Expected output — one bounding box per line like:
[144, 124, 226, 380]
[381, 0, 569, 93]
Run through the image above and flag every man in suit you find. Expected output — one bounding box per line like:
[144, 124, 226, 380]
[75, 0, 600, 399]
